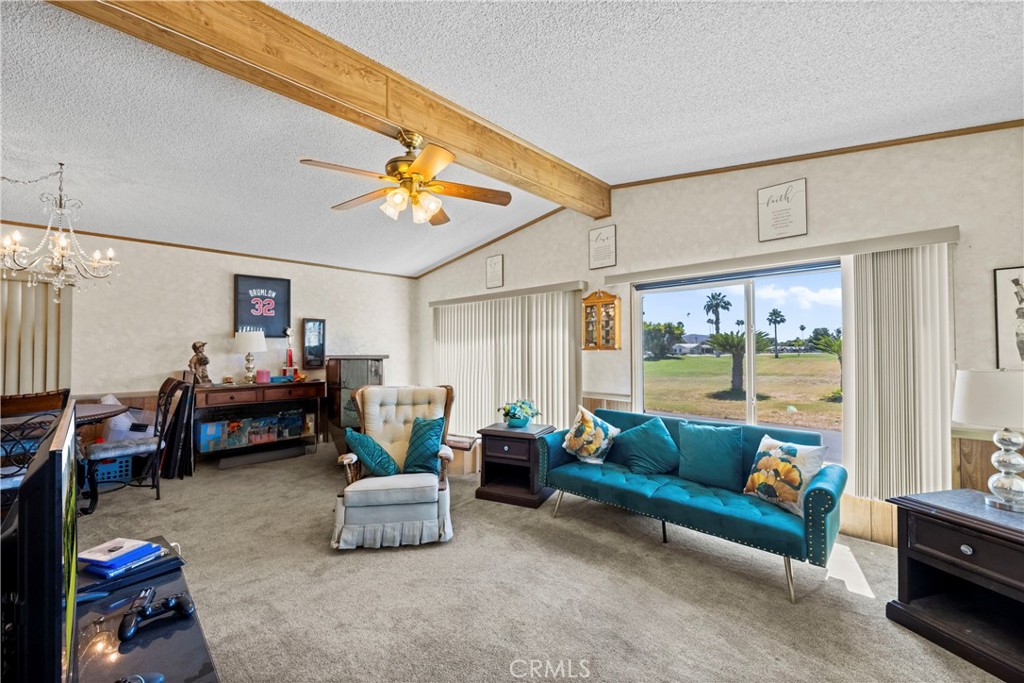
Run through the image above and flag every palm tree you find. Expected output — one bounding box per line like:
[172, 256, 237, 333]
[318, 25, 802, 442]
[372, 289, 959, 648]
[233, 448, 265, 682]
[706, 331, 771, 393]
[703, 292, 732, 334]
[767, 308, 786, 358]
[735, 319, 744, 329]
[799, 324, 806, 337]
[814, 335, 843, 390]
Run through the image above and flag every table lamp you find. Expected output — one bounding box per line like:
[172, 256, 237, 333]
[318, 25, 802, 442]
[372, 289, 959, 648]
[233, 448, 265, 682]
[952, 369, 1024, 512]
[234, 330, 266, 384]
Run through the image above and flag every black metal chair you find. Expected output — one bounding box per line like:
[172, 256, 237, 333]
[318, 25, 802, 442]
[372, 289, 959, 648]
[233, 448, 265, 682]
[1, 389, 70, 467]
[81, 379, 193, 515]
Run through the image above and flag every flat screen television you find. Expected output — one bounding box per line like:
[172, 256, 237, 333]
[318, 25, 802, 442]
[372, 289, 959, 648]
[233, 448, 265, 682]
[0, 401, 77, 683]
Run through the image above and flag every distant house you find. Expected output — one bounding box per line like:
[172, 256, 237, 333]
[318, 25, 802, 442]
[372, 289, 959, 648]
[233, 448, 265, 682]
[672, 342, 709, 355]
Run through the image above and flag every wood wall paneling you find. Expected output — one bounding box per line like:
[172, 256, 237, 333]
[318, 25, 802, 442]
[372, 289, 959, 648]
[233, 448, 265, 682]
[954, 436, 998, 493]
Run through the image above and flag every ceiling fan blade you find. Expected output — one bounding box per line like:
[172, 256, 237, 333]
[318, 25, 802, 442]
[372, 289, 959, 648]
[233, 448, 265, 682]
[424, 180, 512, 206]
[300, 158, 395, 182]
[429, 207, 451, 226]
[330, 187, 390, 211]
[407, 144, 455, 182]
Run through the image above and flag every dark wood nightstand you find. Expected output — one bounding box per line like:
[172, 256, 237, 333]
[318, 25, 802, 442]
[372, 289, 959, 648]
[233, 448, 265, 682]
[887, 489, 1024, 682]
[476, 422, 555, 508]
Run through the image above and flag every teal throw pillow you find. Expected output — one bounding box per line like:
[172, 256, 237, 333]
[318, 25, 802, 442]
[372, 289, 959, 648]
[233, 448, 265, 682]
[345, 428, 398, 476]
[611, 417, 679, 475]
[404, 416, 445, 475]
[678, 423, 744, 491]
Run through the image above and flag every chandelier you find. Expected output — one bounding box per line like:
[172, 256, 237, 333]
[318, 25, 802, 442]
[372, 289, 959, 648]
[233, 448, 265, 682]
[1, 163, 118, 300]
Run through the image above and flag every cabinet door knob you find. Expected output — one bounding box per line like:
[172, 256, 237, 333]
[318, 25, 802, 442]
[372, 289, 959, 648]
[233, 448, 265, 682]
[228, 395, 235, 400]
[503, 445, 509, 452]
[960, 544, 974, 556]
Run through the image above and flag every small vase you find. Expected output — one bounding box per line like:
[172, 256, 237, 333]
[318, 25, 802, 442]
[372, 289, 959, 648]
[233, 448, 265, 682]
[505, 416, 531, 428]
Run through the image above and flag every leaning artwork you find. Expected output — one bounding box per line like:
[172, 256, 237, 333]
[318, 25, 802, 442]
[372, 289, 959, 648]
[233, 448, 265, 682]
[994, 266, 1024, 369]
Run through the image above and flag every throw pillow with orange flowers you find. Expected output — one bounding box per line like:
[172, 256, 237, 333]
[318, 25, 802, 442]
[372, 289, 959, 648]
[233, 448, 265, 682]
[744, 436, 827, 517]
[563, 406, 621, 464]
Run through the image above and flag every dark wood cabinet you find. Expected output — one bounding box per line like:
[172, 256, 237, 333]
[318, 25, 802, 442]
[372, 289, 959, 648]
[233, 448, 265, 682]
[887, 489, 1024, 682]
[325, 355, 387, 428]
[476, 422, 554, 508]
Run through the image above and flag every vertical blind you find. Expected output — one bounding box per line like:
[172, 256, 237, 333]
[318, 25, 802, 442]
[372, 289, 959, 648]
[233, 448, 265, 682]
[849, 243, 952, 499]
[1, 280, 71, 395]
[434, 290, 581, 436]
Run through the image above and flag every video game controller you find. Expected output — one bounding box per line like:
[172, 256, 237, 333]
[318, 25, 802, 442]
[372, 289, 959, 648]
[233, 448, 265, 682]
[117, 587, 195, 642]
[115, 674, 165, 683]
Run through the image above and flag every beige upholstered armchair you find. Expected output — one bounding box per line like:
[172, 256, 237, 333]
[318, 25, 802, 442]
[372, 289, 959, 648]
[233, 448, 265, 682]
[331, 385, 455, 550]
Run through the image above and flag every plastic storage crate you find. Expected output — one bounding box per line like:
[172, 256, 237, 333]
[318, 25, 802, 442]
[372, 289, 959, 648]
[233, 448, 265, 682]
[80, 454, 133, 492]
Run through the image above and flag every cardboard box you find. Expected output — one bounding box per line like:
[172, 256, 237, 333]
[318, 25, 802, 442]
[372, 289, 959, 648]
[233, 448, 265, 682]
[198, 421, 227, 453]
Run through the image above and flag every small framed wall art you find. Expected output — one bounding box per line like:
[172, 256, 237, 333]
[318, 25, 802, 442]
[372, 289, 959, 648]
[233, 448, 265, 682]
[589, 224, 617, 269]
[757, 178, 807, 242]
[302, 318, 326, 369]
[234, 274, 291, 337]
[994, 265, 1024, 369]
[486, 254, 504, 289]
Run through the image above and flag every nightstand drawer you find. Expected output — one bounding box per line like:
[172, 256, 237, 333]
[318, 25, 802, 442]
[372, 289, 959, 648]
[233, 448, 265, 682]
[485, 437, 529, 461]
[909, 513, 1024, 590]
[203, 389, 259, 406]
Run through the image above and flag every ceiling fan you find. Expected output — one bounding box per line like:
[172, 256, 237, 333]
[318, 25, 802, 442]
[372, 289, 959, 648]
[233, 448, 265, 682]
[300, 131, 512, 226]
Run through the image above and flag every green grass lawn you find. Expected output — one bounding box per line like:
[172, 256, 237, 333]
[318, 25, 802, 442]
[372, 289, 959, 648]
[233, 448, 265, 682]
[643, 353, 842, 431]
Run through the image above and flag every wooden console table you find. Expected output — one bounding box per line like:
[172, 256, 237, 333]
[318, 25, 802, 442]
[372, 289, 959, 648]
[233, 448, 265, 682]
[476, 422, 554, 508]
[886, 489, 1024, 681]
[190, 380, 325, 466]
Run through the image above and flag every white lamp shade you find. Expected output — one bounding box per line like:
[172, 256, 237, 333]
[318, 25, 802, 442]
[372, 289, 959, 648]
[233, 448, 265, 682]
[952, 370, 1024, 430]
[234, 330, 266, 354]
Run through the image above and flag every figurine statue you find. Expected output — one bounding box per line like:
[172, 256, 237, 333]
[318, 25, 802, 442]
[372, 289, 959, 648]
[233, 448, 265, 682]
[188, 341, 213, 385]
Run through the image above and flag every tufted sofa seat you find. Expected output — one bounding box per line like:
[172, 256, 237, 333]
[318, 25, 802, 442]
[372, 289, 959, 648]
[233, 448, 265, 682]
[540, 409, 847, 601]
[331, 385, 455, 550]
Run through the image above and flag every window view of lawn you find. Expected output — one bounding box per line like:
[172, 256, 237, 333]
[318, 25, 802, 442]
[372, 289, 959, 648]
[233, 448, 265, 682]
[643, 353, 842, 432]
[640, 267, 843, 451]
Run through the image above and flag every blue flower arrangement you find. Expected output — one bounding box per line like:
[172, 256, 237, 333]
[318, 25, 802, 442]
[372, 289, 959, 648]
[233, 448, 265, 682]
[499, 399, 540, 428]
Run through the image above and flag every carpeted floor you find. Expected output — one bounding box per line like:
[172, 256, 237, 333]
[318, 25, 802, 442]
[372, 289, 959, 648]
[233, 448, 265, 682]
[79, 445, 994, 683]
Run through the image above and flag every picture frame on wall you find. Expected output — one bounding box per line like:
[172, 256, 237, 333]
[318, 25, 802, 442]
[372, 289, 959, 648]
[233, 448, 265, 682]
[757, 178, 807, 242]
[486, 254, 504, 289]
[234, 274, 291, 338]
[302, 318, 326, 369]
[994, 265, 1024, 369]
[589, 224, 617, 269]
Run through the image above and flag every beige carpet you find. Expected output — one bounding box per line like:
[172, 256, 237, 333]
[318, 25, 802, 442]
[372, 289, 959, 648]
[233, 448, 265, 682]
[79, 445, 995, 683]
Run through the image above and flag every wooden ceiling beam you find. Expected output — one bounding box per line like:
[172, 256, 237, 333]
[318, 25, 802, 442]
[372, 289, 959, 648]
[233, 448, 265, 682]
[49, 0, 612, 218]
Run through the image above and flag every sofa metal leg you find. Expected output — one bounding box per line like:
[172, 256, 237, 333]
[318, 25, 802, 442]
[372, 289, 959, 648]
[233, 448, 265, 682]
[784, 557, 795, 604]
[552, 490, 564, 518]
[662, 520, 668, 543]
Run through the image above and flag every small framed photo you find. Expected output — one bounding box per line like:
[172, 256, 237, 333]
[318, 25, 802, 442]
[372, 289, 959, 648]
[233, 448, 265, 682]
[589, 224, 617, 269]
[302, 318, 326, 369]
[994, 266, 1024, 369]
[757, 178, 807, 242]
[486, 254, 504, 289]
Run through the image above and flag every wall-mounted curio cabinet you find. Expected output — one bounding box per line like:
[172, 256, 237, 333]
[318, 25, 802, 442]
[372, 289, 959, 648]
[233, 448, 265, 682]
[582, 290, 620, 351]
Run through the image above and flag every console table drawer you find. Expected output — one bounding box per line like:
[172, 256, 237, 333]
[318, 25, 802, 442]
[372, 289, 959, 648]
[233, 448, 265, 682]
[264, 384, 321, 401]
[202, 389, 259, 406]
[485, 436, 530, 461]
[909, 513, 1024, 590]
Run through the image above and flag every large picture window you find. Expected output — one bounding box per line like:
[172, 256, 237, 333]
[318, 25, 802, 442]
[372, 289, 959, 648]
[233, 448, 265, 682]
[638, 262, 842, 461]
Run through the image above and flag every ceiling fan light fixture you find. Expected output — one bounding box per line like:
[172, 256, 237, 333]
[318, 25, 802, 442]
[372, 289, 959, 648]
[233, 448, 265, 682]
[379, 201, 401, 220]
[386, 186, 409, 211]
[419, 191, 442, 217]
[410, 197, 431, 224]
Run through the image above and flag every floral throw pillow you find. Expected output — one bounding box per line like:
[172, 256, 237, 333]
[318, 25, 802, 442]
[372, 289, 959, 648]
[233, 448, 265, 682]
[743, 435, 827, 517]
[563, 406, 621, 464]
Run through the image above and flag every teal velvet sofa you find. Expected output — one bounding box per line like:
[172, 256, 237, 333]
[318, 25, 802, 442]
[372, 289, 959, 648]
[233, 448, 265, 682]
[538, 409, 847, 602]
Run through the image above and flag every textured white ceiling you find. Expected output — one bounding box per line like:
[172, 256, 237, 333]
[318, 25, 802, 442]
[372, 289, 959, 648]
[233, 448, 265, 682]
[2, 1, 1022, 277]
[272, 0, 1023, 182]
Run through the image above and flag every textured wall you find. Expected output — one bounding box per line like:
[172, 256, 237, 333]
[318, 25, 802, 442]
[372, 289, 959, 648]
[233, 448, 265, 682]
[417, 128, 1024, 395]
[6, 229, 418, 394]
